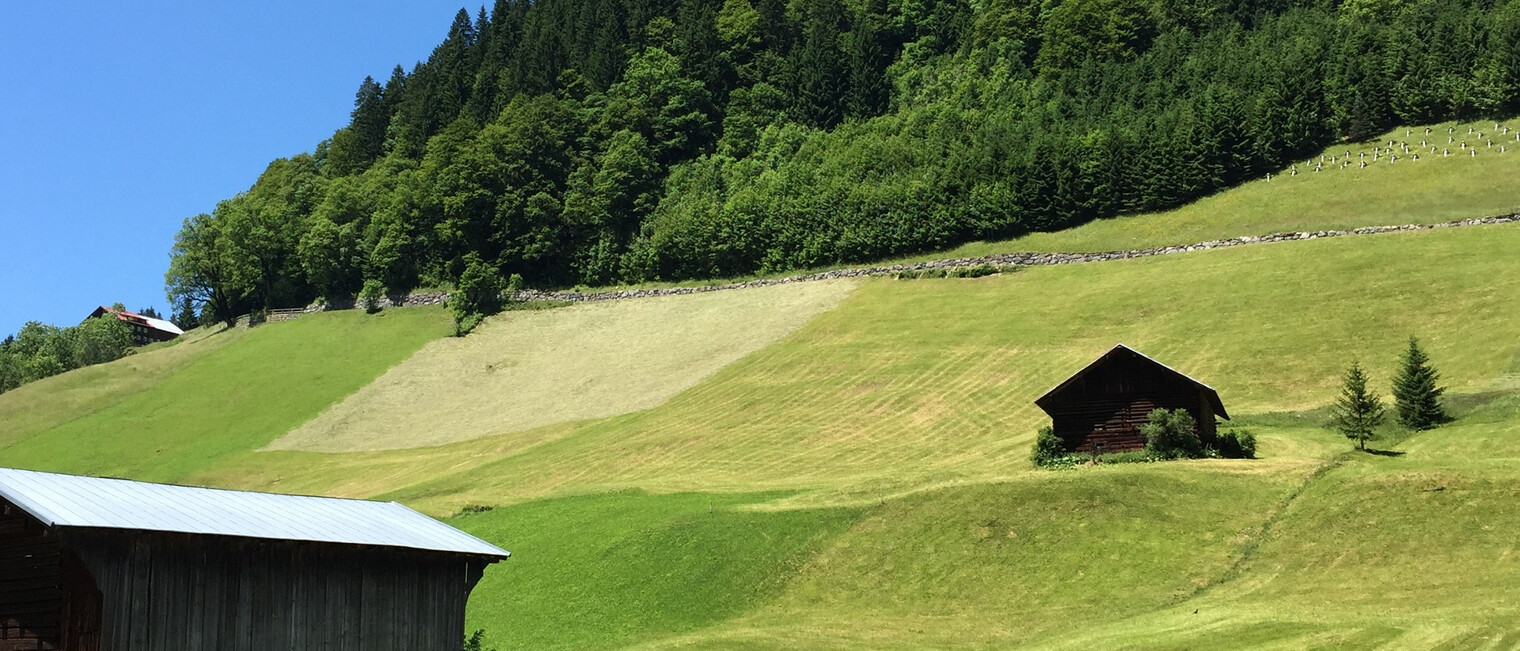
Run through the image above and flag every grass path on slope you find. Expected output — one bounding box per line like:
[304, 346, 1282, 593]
[374, 223, 1520, 513]
[269, 279, 858, 452]
[0, 326, 245, 449]
[0, 308, 452, 482]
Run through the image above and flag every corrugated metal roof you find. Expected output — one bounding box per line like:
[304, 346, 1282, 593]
[140, 315, 184, 335]
[0, 468, 508, 558]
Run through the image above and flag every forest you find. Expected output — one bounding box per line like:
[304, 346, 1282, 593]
[164, 0, 1520, 325]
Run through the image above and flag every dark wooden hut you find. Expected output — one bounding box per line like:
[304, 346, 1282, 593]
[0, 467, 509, 651]
[1035, 344, 1229, 454]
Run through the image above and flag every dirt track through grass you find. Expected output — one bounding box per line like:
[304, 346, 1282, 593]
[269, 279, 860, 452]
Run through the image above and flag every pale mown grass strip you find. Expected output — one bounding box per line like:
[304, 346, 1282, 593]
[268, 279, 860, 452]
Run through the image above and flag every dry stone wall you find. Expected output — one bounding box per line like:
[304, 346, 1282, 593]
[305, 214, 1518, 311]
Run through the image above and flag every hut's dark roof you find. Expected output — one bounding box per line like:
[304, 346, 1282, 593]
[1034, 344, 1229, 420]
[0, 467, 509, 558]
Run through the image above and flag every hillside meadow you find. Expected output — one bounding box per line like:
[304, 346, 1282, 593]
[4, 193, 1519, 646]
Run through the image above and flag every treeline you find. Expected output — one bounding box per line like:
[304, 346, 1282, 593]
[166, 0, 1520, 324]
[0, 311, 135, 395]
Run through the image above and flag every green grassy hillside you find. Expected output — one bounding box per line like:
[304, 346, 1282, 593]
[0, 308, 452, 482]
[269, 279, 857, 452]
[0, 325, 244, 448]
[921, 120, 1520, 258]
[5, 162, 1520, 647]
[353, 223, 1518, 513]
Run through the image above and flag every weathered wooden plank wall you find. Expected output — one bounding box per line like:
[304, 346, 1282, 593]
[0, 502, 62, 651]
[64, 530, 482, 651]
[1046, 355, 1219, 453]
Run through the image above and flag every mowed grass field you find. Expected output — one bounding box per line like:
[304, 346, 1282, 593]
[0, 308, 452, 482]
[0, 324, 245, 448]
[4, 128, 1520, 648]
[270, 279, 858, 452]
[58, 220, 1507, 648]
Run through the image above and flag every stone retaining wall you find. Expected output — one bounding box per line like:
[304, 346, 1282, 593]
[305, 213, 1518, 311]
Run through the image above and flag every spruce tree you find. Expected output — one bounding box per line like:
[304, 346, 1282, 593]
[1392, 336, 1447, 430]
[1331, 361, 1385, 450]
[790, 0, 847, 128]
[846, 7, 890, 119]
[350, 76, 387, 164]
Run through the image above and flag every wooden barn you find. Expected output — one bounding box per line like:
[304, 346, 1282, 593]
[1035, 344, 1229, 454]
[0, 467, 509, 651]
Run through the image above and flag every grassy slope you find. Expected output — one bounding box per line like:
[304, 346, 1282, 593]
[0, 325, 244, 448]
[0, 308, 452, 483]
[164, 222, 1520, 648]
[363, 223, 1520, 513]
[455, 491, 865, 650]
[9, 120, 1520, 648]
[269, 279, 858, 452]
[930, 120, 1520, 257]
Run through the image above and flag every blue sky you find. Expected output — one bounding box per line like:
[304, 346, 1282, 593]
[0, 1, 472, 336]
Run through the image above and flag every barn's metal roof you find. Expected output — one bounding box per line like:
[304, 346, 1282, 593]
[0, 467, 508, 558]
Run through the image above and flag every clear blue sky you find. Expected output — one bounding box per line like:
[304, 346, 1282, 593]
[0, 1, 473, 337]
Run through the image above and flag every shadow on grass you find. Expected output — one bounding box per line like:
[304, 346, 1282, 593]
[1360, 448, 1406, 457]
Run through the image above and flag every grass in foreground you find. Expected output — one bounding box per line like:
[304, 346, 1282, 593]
[0, 308, 452, 482]
[452, 491, 864, 650]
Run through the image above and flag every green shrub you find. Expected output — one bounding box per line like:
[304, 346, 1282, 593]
[360, 279, 385, 314]
[464, 629, 496, 651]
[1234, 430, 1257, 458]
[1030, 425, 1067, 467]
[450, 254, 506, 336]
[1142, 408, 1202, 460]
[1093, 451, 1154, 465]
[946, 264, 998, 278]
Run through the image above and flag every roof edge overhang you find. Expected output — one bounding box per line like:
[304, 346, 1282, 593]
[1035, 344, 1230, 420]
[49, 523, 511, 561]
[0, 469, 510, 561]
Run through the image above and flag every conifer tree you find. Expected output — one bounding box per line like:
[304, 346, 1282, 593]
[1331, 361, 1385, 450]
[790, 0, 847, 128]
[676, 0, 728, 100]
[350, 76, 388, 163]
[846, 6, 890, 119]
[1392, 336, 1447, 430]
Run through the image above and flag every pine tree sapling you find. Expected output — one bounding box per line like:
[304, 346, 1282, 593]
[1331, 361, 1385, 450]
[1392, 336, 1447, 430]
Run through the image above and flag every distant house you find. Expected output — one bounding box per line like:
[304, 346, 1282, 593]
[0, 467, 509, 651]
[86, 306, 183, 346]
[1035, 344, 1229, 454]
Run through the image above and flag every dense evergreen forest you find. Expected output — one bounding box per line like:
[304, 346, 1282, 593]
[165, 0, 1520, 324]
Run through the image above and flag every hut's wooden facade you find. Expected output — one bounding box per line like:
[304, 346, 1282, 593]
[0, 469, 509, 651]
[1035, 345, 1229, 454]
